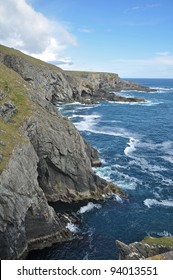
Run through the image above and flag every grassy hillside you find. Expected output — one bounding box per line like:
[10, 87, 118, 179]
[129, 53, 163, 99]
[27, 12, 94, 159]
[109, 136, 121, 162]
[143, 236, 173, 247]
[0, 44, 62, 72]
[0, 62, 35, 173]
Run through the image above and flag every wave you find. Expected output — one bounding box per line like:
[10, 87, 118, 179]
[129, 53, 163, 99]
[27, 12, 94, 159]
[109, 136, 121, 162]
[106, 193, 124, 203]
[74, 114, 100, 131]
[139, 101, 163, 106]
[147, 230, 173, 237]
[124, 137, 139, 157]
[152, 87, 173, 92]
[93, 164, 141, 190]
[109, 100, 162, 106]
[144, 198, 173, 208]
[129, 157, 167, 173]
[66, 222, 79, 233]
[74, 115, 141, 145]
[161, 156, 173, 164]
[78, 202, 102, 214]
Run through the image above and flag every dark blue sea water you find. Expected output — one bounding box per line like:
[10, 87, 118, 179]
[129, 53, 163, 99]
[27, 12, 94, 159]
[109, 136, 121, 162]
[28, 79, 173, 260]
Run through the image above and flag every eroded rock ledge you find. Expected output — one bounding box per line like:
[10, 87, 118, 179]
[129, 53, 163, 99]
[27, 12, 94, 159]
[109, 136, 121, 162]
[116, 237, 173, 260]
[1, 45, 131, 259]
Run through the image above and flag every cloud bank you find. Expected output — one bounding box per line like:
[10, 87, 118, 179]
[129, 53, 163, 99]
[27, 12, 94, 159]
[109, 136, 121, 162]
[112, 52, 173, 78]
[0, 0, 77, 65]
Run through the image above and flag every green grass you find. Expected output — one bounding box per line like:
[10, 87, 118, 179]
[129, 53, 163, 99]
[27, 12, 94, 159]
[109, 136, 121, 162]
[143, 236, 173, 247]
[0, 62, 35, 173]
[65, 70, 118, 75]
[0, 44, 62, 72]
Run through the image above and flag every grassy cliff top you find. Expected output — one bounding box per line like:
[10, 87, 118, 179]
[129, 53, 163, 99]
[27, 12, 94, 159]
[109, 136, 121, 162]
[0, 44, 62, 72]
[0, 62, 36, 173]
[143, 236, 173, 247]
[65, 70, 119, 76]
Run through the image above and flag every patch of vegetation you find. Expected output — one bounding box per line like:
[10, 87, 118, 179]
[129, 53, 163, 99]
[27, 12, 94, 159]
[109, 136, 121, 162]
[143, 236, 173, 247]
[0, 62, 36, 173]
[65, 70, 116, 75]
[0, 44, 62, 72]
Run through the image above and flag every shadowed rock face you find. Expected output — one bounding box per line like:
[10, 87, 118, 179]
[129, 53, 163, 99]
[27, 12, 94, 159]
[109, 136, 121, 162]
[0, 142, 72, 259]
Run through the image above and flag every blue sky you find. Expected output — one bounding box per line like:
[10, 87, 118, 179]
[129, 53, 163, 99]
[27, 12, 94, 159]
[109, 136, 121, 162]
[0, 0, 173, 78]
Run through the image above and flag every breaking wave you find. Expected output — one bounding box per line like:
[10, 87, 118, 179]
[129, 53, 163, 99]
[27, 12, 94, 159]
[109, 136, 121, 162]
[66, 223, 79, 233]
[144, 199, 173, 208]
[78, 202, 102, 214]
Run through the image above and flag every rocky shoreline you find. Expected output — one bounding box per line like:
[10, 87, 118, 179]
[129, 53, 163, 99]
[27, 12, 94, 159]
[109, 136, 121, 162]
[0, 44, 159, 259]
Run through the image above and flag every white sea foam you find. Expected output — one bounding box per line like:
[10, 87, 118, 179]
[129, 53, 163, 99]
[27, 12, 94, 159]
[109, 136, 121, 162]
[66, 222, 79, 233]
[106, 193, 123, 203]
[116, 179, 138, 190]
[144, 198, 173, 208]
[78, 202, 102, 214]
[94, 164, 141, 190]
[156, 231, 173, 237]
[74, 114, 100, 131]
[147, 230, 173, 237]
[152, 87, 173, 92]
[139, 101, 163, 106]
[161, 177, 173, 186]
[124, 137, 139, 157]
[93, 166, 113, 182]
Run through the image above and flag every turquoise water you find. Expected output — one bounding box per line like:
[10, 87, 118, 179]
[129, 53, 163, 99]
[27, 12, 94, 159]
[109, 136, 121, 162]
[28, 79, 173, 260]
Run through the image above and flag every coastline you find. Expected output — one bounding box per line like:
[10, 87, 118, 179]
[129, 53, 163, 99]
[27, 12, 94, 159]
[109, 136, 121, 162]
[0, 44, 167, 260]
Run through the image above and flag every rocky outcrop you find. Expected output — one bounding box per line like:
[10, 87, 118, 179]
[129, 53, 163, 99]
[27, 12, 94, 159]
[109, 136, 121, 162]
[116, 237, 173, 260]
[65, 71, 154, 103]
[0, 45, 154, 107]
[0, 100, 17, 122]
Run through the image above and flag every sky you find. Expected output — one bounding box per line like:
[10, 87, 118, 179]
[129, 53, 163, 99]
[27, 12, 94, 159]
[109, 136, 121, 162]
[0, 0, 173, 78]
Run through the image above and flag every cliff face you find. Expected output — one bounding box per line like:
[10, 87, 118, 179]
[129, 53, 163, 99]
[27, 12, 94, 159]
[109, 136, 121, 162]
[65, 71, 149, 103]
[0, 45, 153, 107]
[0, 45, 127, 259]
[0, 142, 71, 259]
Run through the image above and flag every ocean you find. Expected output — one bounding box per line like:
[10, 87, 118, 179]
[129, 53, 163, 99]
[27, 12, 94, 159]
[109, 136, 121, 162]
[28, 79, 173, 260]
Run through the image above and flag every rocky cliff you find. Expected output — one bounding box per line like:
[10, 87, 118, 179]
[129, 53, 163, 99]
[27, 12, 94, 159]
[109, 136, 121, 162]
[1, 45, 133, 259]
[116, 237, 173, 260]
[65, 71, 154, 103]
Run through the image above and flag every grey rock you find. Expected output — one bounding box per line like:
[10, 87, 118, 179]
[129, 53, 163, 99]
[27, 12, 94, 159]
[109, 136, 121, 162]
[0, 54, 74, 104]
[24, 111, 109, 202]
[0, 100, 17, 122]
[0, 88, 6, 100]
[0, 142, 71, 259]
[116, 240, 173, 260]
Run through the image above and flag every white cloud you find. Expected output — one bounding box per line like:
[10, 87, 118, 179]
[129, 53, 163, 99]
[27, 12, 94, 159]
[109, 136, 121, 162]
[156, 52, 170, 56]
[0, 0, 77, 63]
[125, 3, 160, 13]
[78, 28, 93, 33]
